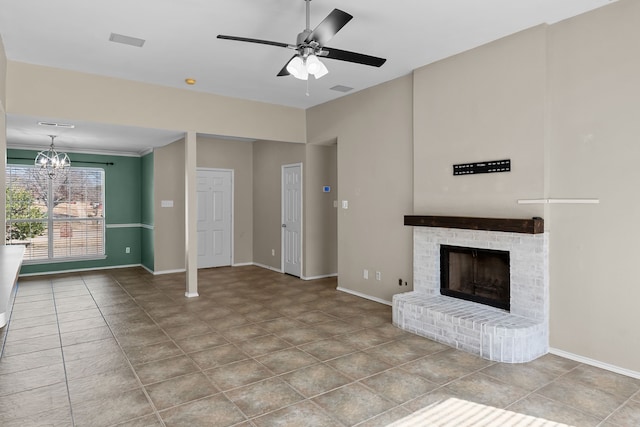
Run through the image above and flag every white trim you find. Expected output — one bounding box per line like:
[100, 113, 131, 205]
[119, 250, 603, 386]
[185, 291, 199, 298]
[302, 273, 338, 281]
[18, 263, 142, 277]
[253, 262, 283, 273]
[105, 223, 154, 230]
[336, 286, 392, 306]
[140, 264, 154, 275]
[7, 143, 145, 158]
[281, 163, 303, 277]
[549, 348, 640, 380]
[139, 147, 154, 157]
[232, 262, 254, 267]
[517, 198, 599, 204]
[153, 268, 186, 276]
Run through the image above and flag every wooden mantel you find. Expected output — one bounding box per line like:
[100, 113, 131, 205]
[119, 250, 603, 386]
[404, 215, 544, 234]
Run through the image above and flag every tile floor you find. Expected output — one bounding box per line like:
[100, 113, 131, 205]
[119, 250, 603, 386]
[0, 265, 638, 426]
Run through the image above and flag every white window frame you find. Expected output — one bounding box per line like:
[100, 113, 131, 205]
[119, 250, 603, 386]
[6, 164, 106, 264]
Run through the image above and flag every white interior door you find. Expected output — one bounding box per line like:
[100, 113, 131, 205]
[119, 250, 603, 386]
[197, 169, 232, 268]
[282, 164, 302, 277]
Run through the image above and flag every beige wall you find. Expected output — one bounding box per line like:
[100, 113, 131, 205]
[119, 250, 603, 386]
[3, 0, 638, 374]
[6, 62, 306, 143]
[153, 138, 186, 272]
[154, 136, 336, 276]
[252, 140, 305, 270]
[0, 36, 6, 108]
[304, 143, 338, 278]
[547, 0, 640, 372]
[307, 76, 414, 303]
[408, 0, 640, 373]
[413, 25, 547, 219]
[197, 136, 254, 265]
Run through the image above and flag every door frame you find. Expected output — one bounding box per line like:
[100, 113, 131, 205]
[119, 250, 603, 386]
[196, 167, 234, 267]
[281, 163, 303, 275]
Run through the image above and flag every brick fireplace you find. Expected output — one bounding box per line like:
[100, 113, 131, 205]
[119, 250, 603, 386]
[393, 216, 549, 363]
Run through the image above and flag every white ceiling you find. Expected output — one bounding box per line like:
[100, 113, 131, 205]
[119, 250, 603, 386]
[1, 0, 617, 155]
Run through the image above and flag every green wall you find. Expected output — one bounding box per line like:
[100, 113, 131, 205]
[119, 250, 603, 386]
[7, 149, 144, 274]
[141, 152, 154, 271]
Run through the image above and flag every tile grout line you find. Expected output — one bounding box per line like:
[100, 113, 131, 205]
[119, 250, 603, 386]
[84, 275, 168, 427]
[50, 277, 77, 427]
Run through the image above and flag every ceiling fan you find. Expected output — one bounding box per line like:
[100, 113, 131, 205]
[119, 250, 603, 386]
[217, 0, 386, 80]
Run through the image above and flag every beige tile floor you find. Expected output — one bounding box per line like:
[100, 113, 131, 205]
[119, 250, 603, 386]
[0, 265, 638, 426]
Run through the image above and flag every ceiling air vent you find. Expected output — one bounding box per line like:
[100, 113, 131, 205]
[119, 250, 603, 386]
[109, 33, 146, 48]
[330, 85, 353, 93]
[38, 121, 75, 129]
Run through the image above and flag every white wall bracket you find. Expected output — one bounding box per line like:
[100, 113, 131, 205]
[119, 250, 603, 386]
[517, 198, 600, 205]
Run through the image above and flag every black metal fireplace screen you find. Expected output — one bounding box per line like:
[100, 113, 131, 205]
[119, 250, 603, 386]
[440, 245, 510, 311]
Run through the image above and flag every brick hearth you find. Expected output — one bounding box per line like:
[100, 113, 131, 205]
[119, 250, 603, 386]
[393, 225, 549, 363]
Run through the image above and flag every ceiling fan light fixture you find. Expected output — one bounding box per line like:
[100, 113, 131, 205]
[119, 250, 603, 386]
[306, 54, 329, 79]
[287, 56, 309, 80]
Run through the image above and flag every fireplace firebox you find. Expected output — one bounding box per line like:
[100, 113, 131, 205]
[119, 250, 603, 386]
[440, 245, 510, 311]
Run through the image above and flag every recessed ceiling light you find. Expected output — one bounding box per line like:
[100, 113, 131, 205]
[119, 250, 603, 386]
[38, 121, 75, 129]
[109, 33, 146, 48]
[330, 85, 353, 93]
[185, 78, 196, 85]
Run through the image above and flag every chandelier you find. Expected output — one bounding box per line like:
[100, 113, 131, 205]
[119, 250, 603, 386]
[35, 135, 70, 179]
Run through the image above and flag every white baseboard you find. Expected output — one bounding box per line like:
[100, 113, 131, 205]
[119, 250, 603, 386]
[253, 263, 283, 273]
[232, 262, 254, 267]
[549, 347, 640, 380]
[140, 264, 154, 275]
[184, 292, 199, 298]
[336, 286, 392, 306]
[302, 273, 338, 281]
[19, 263, 143, 277]
[153, 268, 186, 276]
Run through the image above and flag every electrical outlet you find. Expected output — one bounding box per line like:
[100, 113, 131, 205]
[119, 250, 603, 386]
[272, 249, 275, 256]
[376, 271, 381, 281]
[125, 247, 130, 254]
[363, 269, 368, 279]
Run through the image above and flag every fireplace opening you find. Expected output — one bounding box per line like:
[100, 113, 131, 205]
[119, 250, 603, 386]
[440, 245, 510, 311]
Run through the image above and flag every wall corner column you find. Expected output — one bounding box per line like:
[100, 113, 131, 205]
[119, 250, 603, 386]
[185, 131, 198, 297]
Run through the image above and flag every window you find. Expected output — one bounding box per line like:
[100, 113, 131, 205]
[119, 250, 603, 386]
[6, 165, 105, 262]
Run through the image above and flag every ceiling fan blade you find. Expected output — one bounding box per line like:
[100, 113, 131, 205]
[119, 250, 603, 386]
[305, 9, 353, 46]
[277, 56, 297, 77]
[321, 46, 387, 67]
[217, 35, 294, 49]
